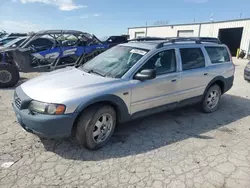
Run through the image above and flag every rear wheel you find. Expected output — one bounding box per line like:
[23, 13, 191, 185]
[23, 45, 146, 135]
[76, 105, 116, 150]
[0, 64, 19, 88]
[201, 84, 221, 113]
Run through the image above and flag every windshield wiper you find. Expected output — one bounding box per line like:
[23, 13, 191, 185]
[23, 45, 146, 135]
[87, 69, 105, 77]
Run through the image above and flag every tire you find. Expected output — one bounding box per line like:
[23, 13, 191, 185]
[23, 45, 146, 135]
[201, 84, 221, 113]
[76, 105, 116, 150]
[0, 64, 20, 88]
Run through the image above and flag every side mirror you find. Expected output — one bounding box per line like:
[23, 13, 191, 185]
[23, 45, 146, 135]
[134, 69, 156, 81]
[12, 44, 17, 48]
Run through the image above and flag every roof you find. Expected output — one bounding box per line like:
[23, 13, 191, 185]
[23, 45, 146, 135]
[120, 37, 223, 50]
[128, 18, 250, 29]
[120, 41, 161, 50]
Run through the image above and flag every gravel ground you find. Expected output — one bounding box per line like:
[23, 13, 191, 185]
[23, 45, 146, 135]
[0, 58, 250, 188]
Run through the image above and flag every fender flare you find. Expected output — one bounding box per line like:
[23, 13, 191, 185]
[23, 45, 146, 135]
[75, 94, 131, 123]
[203, 76, 226, 96]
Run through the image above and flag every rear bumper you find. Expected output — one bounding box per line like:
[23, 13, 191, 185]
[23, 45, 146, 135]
[224, 76, 234, 93]
[13, 103, 77, 138]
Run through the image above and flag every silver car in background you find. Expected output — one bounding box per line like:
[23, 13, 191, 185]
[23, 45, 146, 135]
[13, 37, 235, 150]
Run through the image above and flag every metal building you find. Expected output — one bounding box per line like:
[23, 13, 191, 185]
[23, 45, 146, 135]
[128, 18, 250, 56]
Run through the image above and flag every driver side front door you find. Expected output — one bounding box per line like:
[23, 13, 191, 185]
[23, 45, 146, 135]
[130, 49, 181, 117]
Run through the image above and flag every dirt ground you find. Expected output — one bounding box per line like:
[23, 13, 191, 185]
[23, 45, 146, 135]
[0, 58, 250, 188]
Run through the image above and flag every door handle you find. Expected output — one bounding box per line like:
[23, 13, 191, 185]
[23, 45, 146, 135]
[204, 73, 208, 76]
[171, 78, 178, 82]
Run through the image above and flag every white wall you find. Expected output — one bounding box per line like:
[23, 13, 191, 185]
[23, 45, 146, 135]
[128, 19, 250, 52]
[146, 24, 200, 38]
[200, 20, 250, 52]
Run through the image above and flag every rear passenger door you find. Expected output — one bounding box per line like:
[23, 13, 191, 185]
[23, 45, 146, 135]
[178, 47, 211, 100]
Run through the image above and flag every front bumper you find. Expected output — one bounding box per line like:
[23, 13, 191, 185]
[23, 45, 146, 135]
[13, 103, 77, 138]
[244, 67, 250, 81]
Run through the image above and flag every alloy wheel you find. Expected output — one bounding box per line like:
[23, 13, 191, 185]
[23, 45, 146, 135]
[0, 70, 12, 83]
[92, 113, 113, 144]
[206, 90, 219, 109]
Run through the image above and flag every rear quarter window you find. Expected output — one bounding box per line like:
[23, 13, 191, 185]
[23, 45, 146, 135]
[205, 46, 230, 64]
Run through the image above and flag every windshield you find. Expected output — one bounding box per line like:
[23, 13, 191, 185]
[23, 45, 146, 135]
[81, 46, 148, 78]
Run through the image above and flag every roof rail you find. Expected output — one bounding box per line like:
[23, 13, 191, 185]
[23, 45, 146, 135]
[129, 37, 166, 42]
[156, 37, 221, 48]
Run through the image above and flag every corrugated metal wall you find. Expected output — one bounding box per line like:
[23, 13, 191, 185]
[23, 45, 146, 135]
[200, 20, 250, 52]
[128, 19, 250, 52]
[147, 24, 200, 38]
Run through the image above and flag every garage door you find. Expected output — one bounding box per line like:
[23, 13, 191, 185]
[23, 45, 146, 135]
[177, 30, 194, 37]
[135, 32, 145, 38]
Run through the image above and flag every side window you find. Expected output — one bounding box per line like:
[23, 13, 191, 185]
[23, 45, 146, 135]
[114, 37, 126, 43]
[15, 39, 25, 46]
[140, 49, 176, 75]
[29, 38, 54, 48]
[180, 48, 205, 71]
[113, 37, 120, 43]
[205, 46, 230, 64]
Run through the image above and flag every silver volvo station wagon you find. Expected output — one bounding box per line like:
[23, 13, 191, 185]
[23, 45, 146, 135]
[13, 37, 235, 150]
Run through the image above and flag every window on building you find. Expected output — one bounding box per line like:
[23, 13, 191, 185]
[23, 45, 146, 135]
[205, 47, 230, 64]
[180, 48, 205, 71]
[140, 49, 176, 75]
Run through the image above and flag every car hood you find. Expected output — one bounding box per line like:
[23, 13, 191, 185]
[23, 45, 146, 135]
[21, 67, 121, 103]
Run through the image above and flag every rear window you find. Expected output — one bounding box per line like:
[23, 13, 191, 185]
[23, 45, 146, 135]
[205, 47, 230, 64]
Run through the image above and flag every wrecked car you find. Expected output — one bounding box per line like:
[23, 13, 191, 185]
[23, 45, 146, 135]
[0, 37, 28, 50]
[103, 35, 128, 48]
[0, 30, 109, 88]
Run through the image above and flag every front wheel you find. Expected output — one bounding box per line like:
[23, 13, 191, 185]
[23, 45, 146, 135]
[0, 64, 20, 88]
[76, 105, 116, 150]
[201, 84, 221, 113]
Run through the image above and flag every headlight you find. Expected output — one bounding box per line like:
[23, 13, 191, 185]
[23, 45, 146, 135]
[29, 101, 66, 115]
[247, 63, 250, 69]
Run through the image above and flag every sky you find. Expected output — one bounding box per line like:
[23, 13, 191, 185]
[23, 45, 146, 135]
[0, 0, 250, 38]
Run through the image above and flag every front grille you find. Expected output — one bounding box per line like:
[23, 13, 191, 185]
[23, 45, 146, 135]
[14, 94, 22, 110]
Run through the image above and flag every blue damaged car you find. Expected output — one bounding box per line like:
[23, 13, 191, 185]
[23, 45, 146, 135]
[0, 30, 109, 88]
